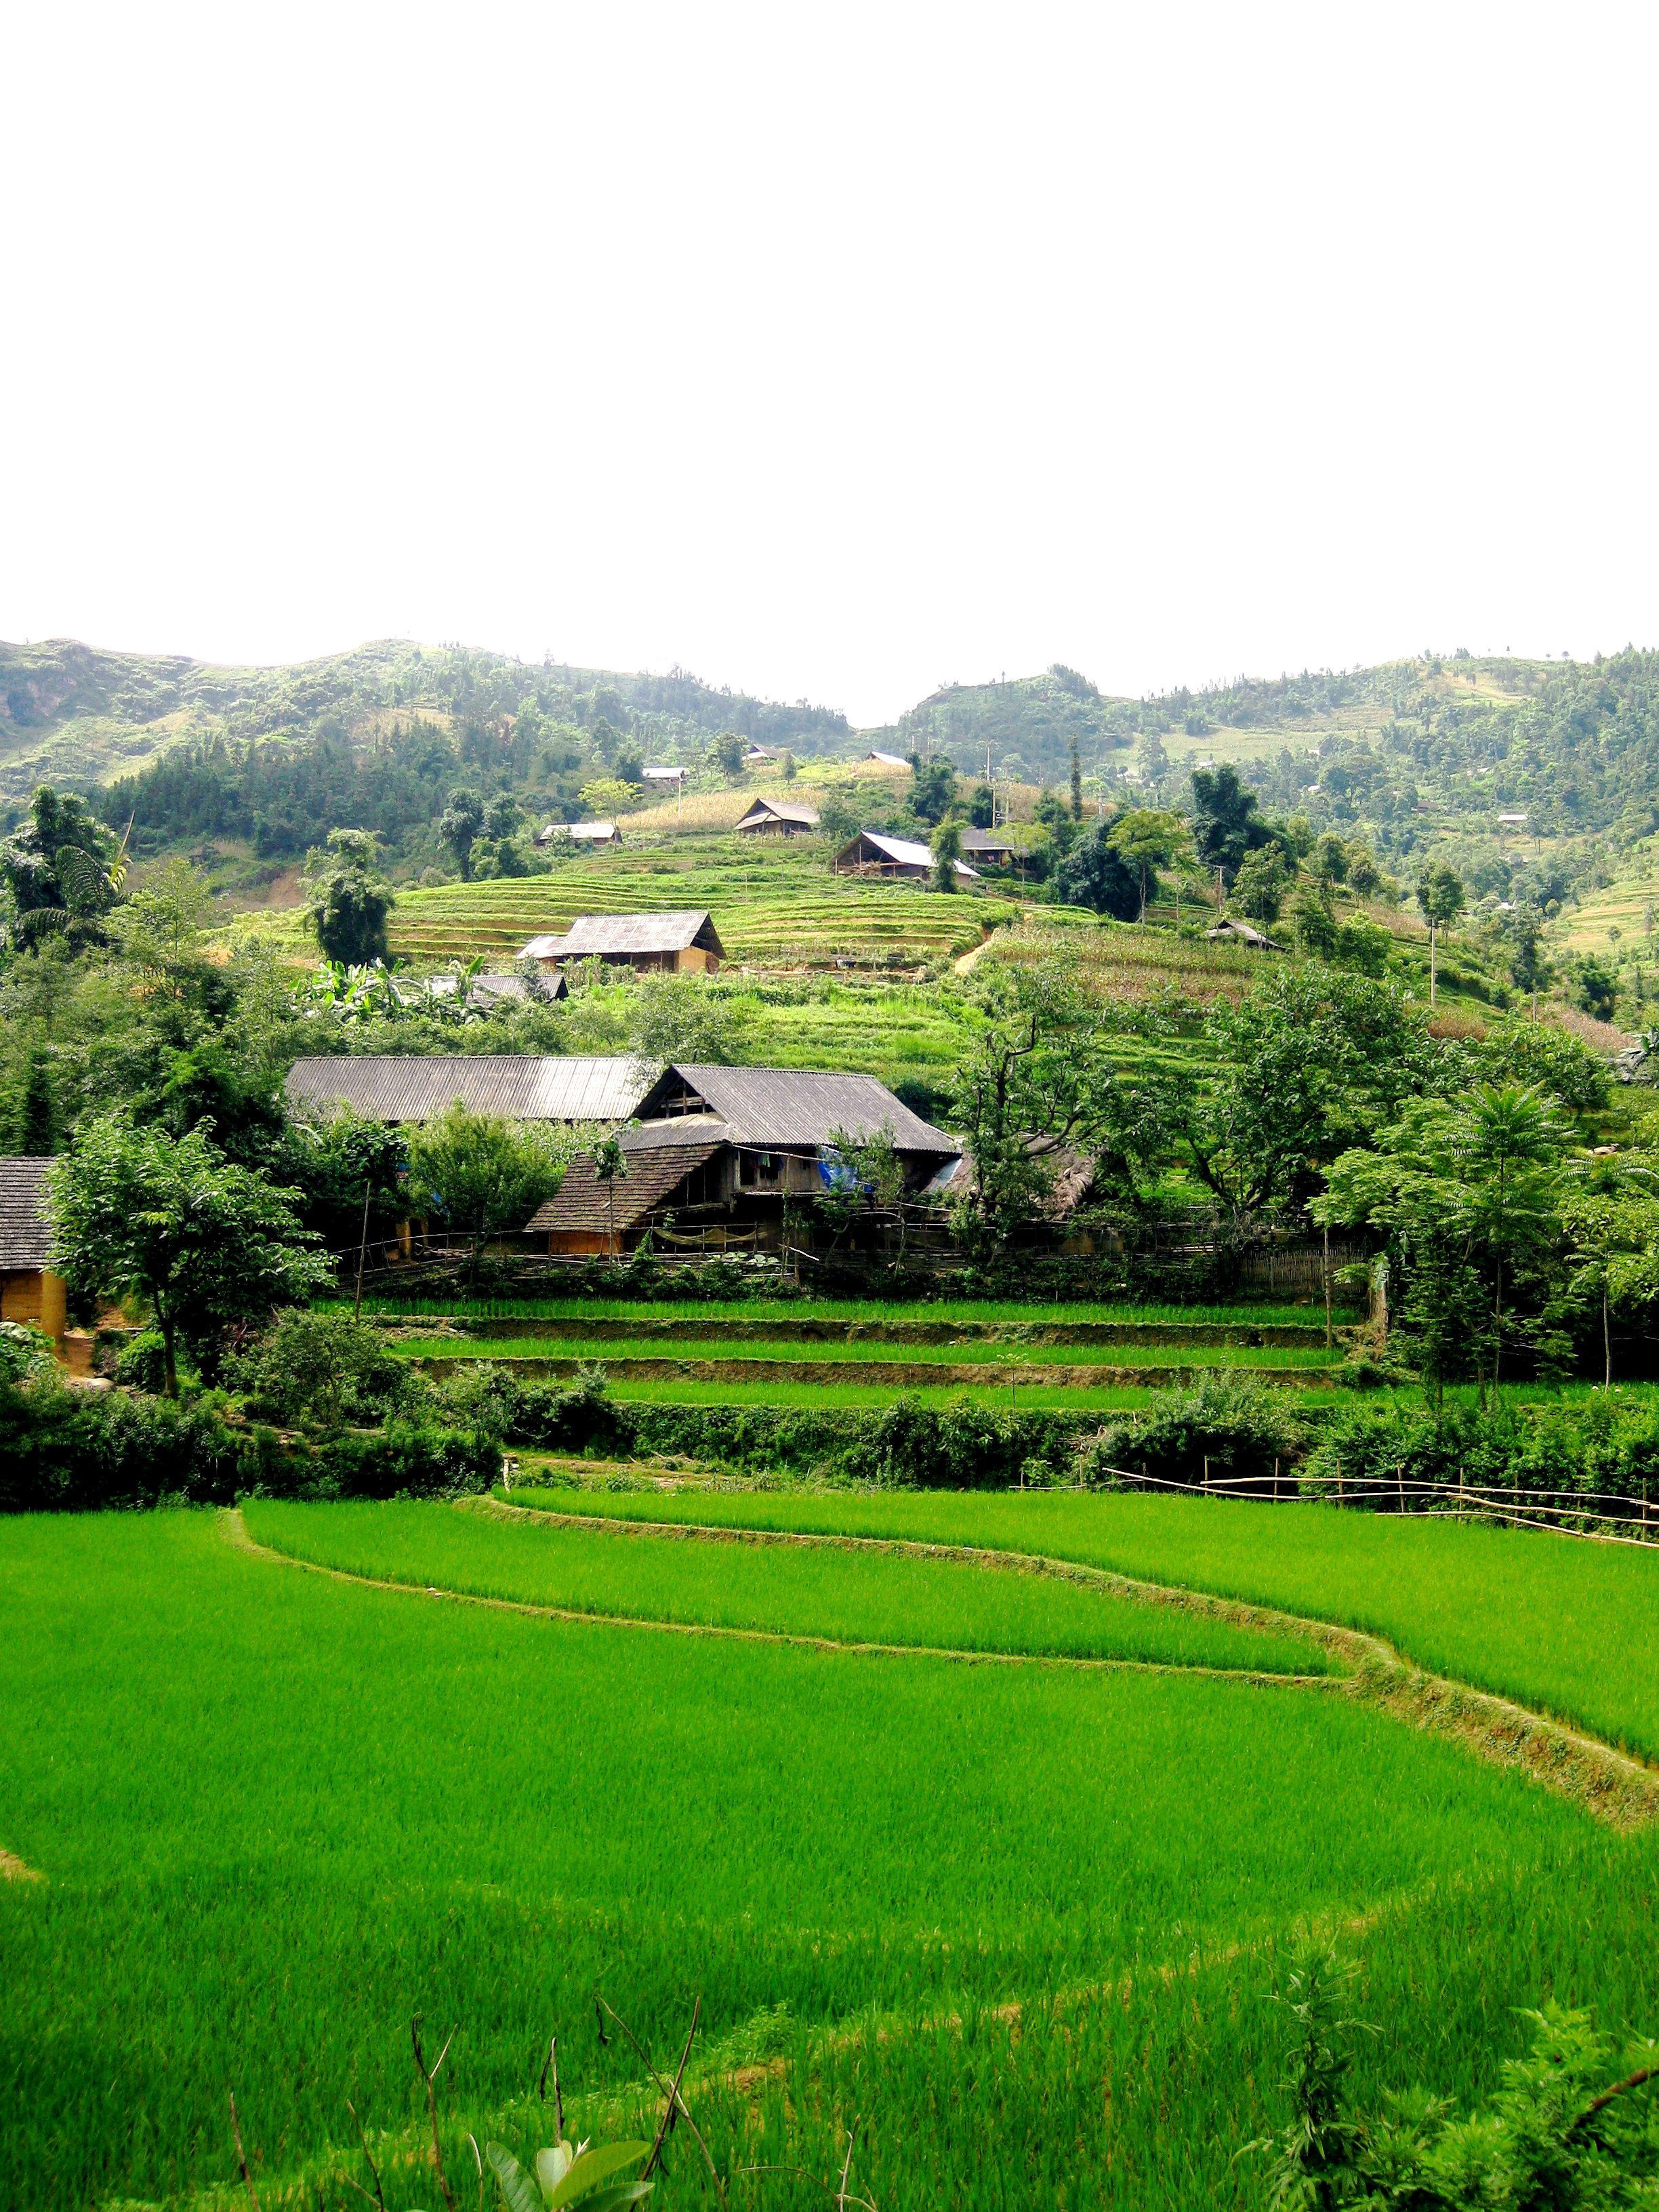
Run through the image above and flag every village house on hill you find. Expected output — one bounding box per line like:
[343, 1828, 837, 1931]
[526, 1064, 960, 1257]
[516, 911, 726, 976]
[735, 798, 820, 838]
[832, 831, 979, 882]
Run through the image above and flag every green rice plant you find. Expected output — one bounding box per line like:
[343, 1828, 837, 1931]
[506, 1485, 1659, 1760]
[0, 1509, 1629, 2211]
[352, 1295, 1362, 1330]
[242, 1499, 1335, 1675]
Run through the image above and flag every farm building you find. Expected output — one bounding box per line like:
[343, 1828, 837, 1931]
[865, 750, 909, 769]
[534, 821, 622, 846]
[642, 765, 686, 786]
[284, 1055, 650, 1126]
[832, 831, 979, 882]
[526, 1064, 960, 1256]
[516, 912, 726, 975]
[742, 745, 778, 766]
[958, 827, 1015, 866]
[0, 1156, 64, 1347]
[735, 798, 820, 837]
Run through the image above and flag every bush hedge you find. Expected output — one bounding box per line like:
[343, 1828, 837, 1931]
[0, 1379, 500, 1513]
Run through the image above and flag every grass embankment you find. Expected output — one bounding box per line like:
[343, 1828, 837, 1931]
[4, 1509, 1649, 2212]
[393, 1334, 1338, 1380]
[243, 1499, 1334, 1674]
[507, 1486, 1659, 1762]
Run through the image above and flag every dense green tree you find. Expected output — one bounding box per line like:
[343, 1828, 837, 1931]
[710, 731, 746, 777]
[438, 788, 486, 879]
[405, 1104, 569, 1280]
[906, 755, 958, 825]
[302, 828, 396, 966]
[47, 1116, 331, 1395]
[1107, 808, 1189, 926]
[1069, 735, 1083, 822]
[1231, 846, 1288, 926]
[1189, 763, 1273, 883]
[0, 786, 127, 953]
[930, 818, 963, 893]
[968, 782, 995, 828]
[1050, 822, 1141, 918]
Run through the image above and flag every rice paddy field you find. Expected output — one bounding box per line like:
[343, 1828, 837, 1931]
[4, 1495, 1658, 2211]
[355, 1295, 1353, 1331]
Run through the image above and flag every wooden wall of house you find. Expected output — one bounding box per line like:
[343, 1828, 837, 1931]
[1, 1268, 66, 1340]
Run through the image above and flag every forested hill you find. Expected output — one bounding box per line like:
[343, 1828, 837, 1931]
[0, 637, 851, 809]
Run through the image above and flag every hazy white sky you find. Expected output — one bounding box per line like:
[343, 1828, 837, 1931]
[5, 3, 1656, 726]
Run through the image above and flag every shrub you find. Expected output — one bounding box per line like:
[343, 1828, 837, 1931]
[229, 1308, 408, 1431]
[112, 1329, 173, 1393]
[1078, 1371, 1307, 1492]
[312, 1421, 500, 1500]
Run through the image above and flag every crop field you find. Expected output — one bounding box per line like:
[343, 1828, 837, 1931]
[506, 1486, 1659, 1759]
[5, 1504, 1657, 2212]
[381, 835, 1021, 966]
[244, 1500, 1334, 1673]
[493, 1372, 1349, 1412]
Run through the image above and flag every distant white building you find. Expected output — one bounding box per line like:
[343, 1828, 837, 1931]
[535, 821, 623, 846]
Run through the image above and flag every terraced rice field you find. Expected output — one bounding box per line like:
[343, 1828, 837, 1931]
[384, 834, 1020, 966]
[4, 1500, 1654, 2211]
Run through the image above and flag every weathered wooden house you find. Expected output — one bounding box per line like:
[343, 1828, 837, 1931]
[526, 1065, 960, 1256]
[735, 798, 820, 838]
[832, 831, 979, 882]
[516, 912, 726, 976]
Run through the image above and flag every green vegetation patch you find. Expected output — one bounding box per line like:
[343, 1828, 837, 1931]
[244, 1498, 1335, 1675]
[510, 1486, 1659, 1762]
[0, 1509, 1626, 2212]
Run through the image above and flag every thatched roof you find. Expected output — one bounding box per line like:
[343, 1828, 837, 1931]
[525, 1142, 723, 1235]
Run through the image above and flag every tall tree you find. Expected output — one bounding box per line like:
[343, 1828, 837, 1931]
[438, 789, 486, 880]
[1189, 764, 1272, 884]
[1415, 862, 1465, 1009]
[406, 1103, 569, 1282]
[930, 818, 963, 893]
[48, 1116, 332, 1395]
[1107, 808, 1190, 926]
[1069, 736, 1083, 822]
[302, 828, 395, 965]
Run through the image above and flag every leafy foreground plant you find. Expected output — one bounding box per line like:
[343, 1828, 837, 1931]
[1246, 1947, 1659, 2208]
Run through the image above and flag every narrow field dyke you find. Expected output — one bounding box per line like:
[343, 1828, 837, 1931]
[467, 1498, 1659, 1829]
[405, 1352, 1340, 1388]
[385, 1313, 1345, 1349]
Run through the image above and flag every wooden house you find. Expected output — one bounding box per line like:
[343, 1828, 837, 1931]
[526, 1064, 960, 1256]
[832, 831, 979, 882]
[516, 911, 726, 976]
[735, 798, 820, 838]
[0, 1157, 64, 1347]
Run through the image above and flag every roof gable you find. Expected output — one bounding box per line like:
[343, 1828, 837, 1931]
[558, 911, 725, 957]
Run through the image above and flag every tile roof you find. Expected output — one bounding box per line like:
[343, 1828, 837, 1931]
[638, 1065, 958, 1153]
[525, 1142, 723, 1234]
[0, 1156, 54, 1271]
[284, 1055, 649, 1124]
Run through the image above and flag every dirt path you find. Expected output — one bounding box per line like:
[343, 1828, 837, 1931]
[222, 1503, 1659, 1827]
[0, 1848, 43, 1883]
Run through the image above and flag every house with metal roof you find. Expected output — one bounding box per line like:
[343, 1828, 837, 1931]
[0, 1157, 64, 1347]
[865, 750, 909, 769]
[525, 1064, 960, 1256]
[735, 798, 820, 837]
[284, 1054, 651, 1126]
[516, 912, 726, 975]
[832, 830, 979, 882]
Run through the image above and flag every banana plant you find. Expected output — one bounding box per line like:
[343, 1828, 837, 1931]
[486, 2136, 653, 2212]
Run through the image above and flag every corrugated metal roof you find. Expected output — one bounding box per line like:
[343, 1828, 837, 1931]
[284, 1056, 649, 1124]
[840, 832, 979, 878]
[558, 912, 724, 956]
[535, 821, 621, 842]
[867, 750, 909, 767]
[958, 828, 1013, 853]
[0, 1157, 53, 1270]
[640, 1066, 958, 1154]
[737, 800, 820, 830]
[525, 1143, 722, 1233]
